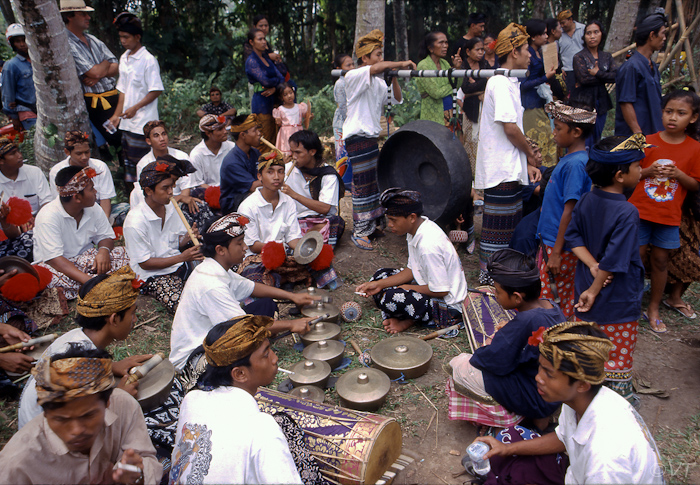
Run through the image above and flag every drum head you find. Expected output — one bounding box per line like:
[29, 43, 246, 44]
[136, 359, 175, 411]
[0, 256, 38, 281]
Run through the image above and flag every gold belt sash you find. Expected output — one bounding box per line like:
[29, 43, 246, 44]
[84, 89, 119, 110]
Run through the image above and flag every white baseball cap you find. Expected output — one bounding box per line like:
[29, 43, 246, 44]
[6, 23, 25, 41]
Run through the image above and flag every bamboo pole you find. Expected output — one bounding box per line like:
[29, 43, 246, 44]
[170, 197, 200, 247]
[659, 15, 700, 72]
[612, 23, 679, 58]
[674, 0, 698, 90]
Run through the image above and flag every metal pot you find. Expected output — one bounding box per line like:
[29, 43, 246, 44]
[370, 336, 433, 379]
[299, 321, 342, 346]
[303, 339, 346, 369]
[336, 368, 391, 411]
[289, 359, 331, 388]
[289, 385, 325, 403]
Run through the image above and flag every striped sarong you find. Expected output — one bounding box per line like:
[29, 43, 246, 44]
[479, 181, 523, 284]
[346, 136, 383, 238]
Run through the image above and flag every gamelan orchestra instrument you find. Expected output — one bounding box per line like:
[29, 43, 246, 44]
[169, 197, 200, 247]
[294, 231, 324, 265]
[299, 320, 342, 346]
[462, 286, 516, 351]
[302, 296, 341, 323]
[331, 68, 529, 79]
[336, 368, 391, 412]
[256, 387, 411, 485]
[289, 384, 326, 403]
[289, 359, 331, 388]
[303, 339, 346, 369]
[130, 353, 176, 411]
[3, 334, 57, 378]
[370, 336, 433, 380]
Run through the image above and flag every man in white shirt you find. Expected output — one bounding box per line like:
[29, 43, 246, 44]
[476, 23, 540, 284]
[476, 321, 664, 485]
[49, 130, 116, 220]
[557, 9, 585, 94]
[170, 316, 308, 485]
[0, 138, 52, 216]
[170, 213, 316, 370]
[188, 114, 235, 198]
[356, 189, 467, 334]
[108, 12, 163, 184]
[34, 166, 128, 299]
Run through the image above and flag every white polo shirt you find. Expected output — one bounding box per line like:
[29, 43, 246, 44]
[475, 75, 529, 190]
[342, 65, 401, 140]
[115, 46, 164, 135]
[169, 258, 255, 370]
[406, 217, 468, 311]
[129, 148, 196, 207]
[189, 140, 235, 187]
[0, 165, 52, 215]
[49, 158, 117, 201]
[122, 201, 186, 280]
[284, 163, 340, 218]
[238, 188, 303, 258]
[33, 198, 115, 262]
[556, 386, 664, 484]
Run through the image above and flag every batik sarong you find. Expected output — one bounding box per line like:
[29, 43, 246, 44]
[538, 245, 578, 318]
[0, 231, 33, 262]
[479, 182, 523, 284]
[346, 136, 383, 238]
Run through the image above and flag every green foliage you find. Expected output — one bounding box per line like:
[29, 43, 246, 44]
[18, 126, 35, 166]
[297, 84, 335, 136]
[391, 81, 421, 127]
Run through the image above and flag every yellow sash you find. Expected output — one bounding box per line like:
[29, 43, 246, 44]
[84, 89, 119, 110]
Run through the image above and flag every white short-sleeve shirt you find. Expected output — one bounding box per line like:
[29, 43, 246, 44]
[169, 258, 255, 370]
[122, 201, 186, 280]
[406, 217, 468, 310]
[555, 386, 664, 484]
[475, 76, 528, 190]
[129, 147, 196, 207]
[115, 47, 164, 135]
[342, 65, 401, 140]
[189, 140, 235, 187]
[238, 188, 303, 258]
[33, 198, 115, 262]
[0, 164, 52, 215]
[49, 158, 117, 201]
[284, 163, 340, 218]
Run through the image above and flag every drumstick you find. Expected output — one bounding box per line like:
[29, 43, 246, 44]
[269, 314, 331, 342]
[0, 333, 56, 353]
[169, 197, 200, 247]
[348, 339, 363, 355]
[420, 324, 461, 341]
[126, 353, 164, 385]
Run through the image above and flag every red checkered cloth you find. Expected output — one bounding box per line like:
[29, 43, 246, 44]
[446, 377, 523, 428]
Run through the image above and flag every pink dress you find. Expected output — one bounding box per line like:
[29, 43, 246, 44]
[272, 102, 308, 155]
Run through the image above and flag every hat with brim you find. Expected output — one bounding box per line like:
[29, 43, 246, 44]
[60, 0, 95, 12]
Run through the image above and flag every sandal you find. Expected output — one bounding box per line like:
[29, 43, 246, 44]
[662, 300, 697, 319]
[642, 312, 668, 334]
[350, 234, 373, 251]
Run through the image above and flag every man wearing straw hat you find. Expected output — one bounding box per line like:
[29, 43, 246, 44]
[0, 344, 162, 484]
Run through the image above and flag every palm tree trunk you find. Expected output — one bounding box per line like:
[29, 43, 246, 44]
[604, 0, 643, 55]
[11, 0, 90, 173]
[354, 0, 385, 56]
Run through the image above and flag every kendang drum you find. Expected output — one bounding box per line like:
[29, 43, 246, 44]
[462, 286, 517, 351]
[256, 388, 402, 485]
[377, 120, 472, 225]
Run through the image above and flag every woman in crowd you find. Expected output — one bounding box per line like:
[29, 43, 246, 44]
[482, 33, 498, 68]
[415, 32, 454, 126]
[460, 37, 488, 168]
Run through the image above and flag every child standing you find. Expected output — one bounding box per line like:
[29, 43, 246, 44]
[565, 135, 645, 402]
[628, 89, 700, 333]
[272, 83, 311, 156]
[537, 101, 595, 317]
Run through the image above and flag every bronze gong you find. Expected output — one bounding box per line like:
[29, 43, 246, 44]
[136, 358, 175, 411]
[299, 321, 342, 346]
[294, 231, 324, 264]
[289, 359, 331, 388]
[0, 256, 38, 281]
[336, 368, 391, 412]
[303, 339, 346, 369]
[289, 385, 326, 403]
[302, 298, 340, 323]
[371, 336, 433, 379]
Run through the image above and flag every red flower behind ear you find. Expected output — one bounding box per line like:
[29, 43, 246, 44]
[204, 185, 221, 209]
[132, 278, 145, 290]
[85, 167, 97, 178]
[1, 273, 40, 302]
[155, 163, 169, 172]
[261, 241, 286, 270]
[528, 326, 546, 346]
[488, 40, 497, 52]
[310, 244, 334, 271]
[216, 115, 226, 124]
[5, 197, 32, 226]
[237, 216, 249, 226]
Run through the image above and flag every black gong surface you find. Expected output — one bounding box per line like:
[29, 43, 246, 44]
[377, 120, 471, 224]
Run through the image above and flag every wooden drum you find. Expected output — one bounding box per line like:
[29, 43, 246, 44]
[256, 388, 402, 485]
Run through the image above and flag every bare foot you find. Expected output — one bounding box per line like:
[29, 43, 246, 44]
[382, 318, 414, 334]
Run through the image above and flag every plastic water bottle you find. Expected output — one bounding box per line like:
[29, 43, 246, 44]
[102, 119, 117, 135]
[466, 441, 491, 476]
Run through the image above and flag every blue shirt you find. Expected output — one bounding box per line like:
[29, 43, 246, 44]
[470, 304, 565, 419]
[614, 51, 663, 136]
[220, 144, 261, 213]
[537, 150, 591, 248]
[245, 52, 285, 115]
[520, 46, 548, 110]
[1, 54, 35, 118]
[565, 189, 644, 324]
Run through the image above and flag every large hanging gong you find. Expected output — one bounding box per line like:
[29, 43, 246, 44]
[371, 336, 433, 379]
[377, 120, 472, 224]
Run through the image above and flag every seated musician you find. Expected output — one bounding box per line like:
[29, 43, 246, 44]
[17, 266, 151, 428]
[123, 158, 204, 313]
[33, 166, 129, 300]
[283, 130, 345, 249]
[0, 271, 37, 391]
[188, 114, 235, 200]
[476, 321, 664, 484]
[355, 188, 468, 333]
[170, 213, 315, 371]
[219, 114, 262, 213]
[170, 316, 321, 485]
[0, 344, 162, 484]
[447, 249, 565, 431]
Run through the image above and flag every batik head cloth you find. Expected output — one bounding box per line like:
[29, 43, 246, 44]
[545, 101, 596, 124]
[356, 29, 384, 58]
[57, 166, 99, 197]
[557, 9, 573, 21]
[538, 321, 613, 385]
[199, 114, 226, 133]
[487, 248, 540, 286]
[380, 187, 422, 217]
[589, 133, 651, 165]
[33, 356, 115, 405]
[204, 213, 248, 241]
[257, 151, 285, 172]
[64, 130, 91, 150]
[0, 137, 18, 158]
[203, 315, 274, 367]
[139, 155, 196, 188]
[231, 114, 258, 133]
[494, 23, 529, 57]
[77, 266, 140, 318]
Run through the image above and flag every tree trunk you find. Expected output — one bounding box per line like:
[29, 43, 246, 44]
[11, 0, 90, 173]
[353, 0, 385, 57]
[532, 0, 547, 20]
[392, 0, 407, 60]
[605, 0, 643, 55]
[325, 0, 337, 60]
[0, 0, 15, 24]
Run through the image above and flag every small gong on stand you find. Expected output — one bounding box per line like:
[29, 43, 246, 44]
[294, 231, 324, 264]
[302, 297, 340, 323]
[336, 368, 391, 411]
[299, 321, 342, 346]
[289, 359, 331, 388]
[296, 286, 330, 299]
[371, 336, 433, 379]
[303, 339, 346, 369]
[289, 385, 325, 403]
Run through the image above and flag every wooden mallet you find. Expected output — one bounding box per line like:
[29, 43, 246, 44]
[170, 197, 200, 247]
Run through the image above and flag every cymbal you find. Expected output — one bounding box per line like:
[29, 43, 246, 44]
[289, 385, 325, 403]
[0, 256, 38, 281]
[136, 358, 175, 411]
[295, 286, 330, 299]
[302, 299, 340, 322]
[294, 231, 324, 264]
[289, 359, 331, 388]
[303, 339, 346, 369]
[371, 336, 433, 379]
[336, 368, 391, 411]
[299, 321, 341, 346]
